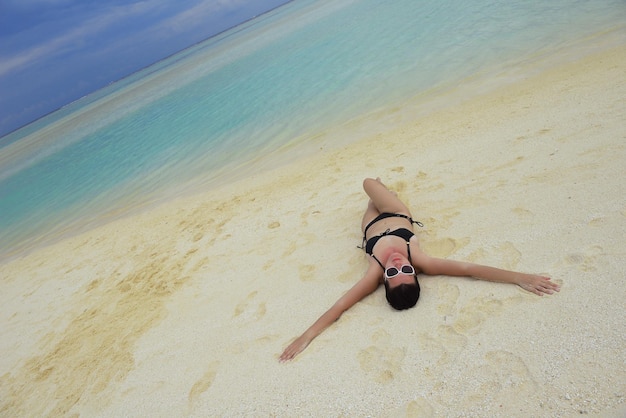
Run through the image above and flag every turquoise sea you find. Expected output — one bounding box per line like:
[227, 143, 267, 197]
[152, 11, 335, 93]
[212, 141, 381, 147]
[1, 0, 625, 261]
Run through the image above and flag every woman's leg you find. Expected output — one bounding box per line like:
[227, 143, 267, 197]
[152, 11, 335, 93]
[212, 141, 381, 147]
[362, 177, 412, 218]
[361, 198, 381, 233]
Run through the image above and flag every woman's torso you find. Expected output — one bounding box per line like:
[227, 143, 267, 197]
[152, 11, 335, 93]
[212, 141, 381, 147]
[363, 214, 422, 279]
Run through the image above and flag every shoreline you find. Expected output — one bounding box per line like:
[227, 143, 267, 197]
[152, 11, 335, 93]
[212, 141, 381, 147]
[2, 26, 624, 264]
[1, 42, 625, 416]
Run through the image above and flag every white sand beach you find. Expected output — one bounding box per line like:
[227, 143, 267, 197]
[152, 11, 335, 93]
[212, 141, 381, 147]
[1, 43, 625, 417]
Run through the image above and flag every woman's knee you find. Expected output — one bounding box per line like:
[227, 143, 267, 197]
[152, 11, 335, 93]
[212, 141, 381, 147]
[363, 177, 378, 192]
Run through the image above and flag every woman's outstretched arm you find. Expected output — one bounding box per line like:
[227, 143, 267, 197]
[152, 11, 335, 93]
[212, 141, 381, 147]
[279, 264, 380, 362]
[416, 254, 560, 295]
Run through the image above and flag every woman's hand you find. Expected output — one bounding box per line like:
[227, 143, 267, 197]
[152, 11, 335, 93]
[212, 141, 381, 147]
[279, 334, 312, 362]
[518, 274, 560, 296]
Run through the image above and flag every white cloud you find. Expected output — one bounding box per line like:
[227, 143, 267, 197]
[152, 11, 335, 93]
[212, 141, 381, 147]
[153, 0, 249, 34]
[0, 0, 255, 77]
[0, 0, 162, 77]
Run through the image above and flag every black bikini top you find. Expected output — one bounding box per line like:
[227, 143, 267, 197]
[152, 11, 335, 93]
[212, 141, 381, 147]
[364, 227, 414, 255]
[360, 212, 423, 252]
[359, 212, 424, 271]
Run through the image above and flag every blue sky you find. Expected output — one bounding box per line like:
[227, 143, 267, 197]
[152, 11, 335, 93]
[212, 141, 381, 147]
[0, 0, 291, 138]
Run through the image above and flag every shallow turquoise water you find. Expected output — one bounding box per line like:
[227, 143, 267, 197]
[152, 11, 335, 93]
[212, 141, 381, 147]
[1, 0, 625, 260]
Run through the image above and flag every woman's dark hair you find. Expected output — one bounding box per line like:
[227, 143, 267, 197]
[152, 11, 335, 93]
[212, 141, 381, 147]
[384, 277, 420, 310]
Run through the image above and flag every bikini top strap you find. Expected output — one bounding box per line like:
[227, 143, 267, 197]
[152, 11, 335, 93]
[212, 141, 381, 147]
[406, 239, 412, 263]
[371, 238, 413, 272]
[371, 254, 385, 270]
[406, 216, 424, 228]
[391, 213, 424, 228]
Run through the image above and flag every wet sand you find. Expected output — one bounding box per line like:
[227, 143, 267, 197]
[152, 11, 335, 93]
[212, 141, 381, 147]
[1, 43, 625, 416]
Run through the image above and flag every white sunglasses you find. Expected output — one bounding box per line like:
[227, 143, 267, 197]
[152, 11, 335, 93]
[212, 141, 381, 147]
[384, 264, 415, 280]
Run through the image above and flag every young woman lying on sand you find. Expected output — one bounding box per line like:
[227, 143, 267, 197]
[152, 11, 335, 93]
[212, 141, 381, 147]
[279, 177, 560, 362]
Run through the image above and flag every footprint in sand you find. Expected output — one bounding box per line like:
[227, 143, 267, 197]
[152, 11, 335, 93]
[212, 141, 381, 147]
[357, 329, 406, 383]
[452, 294, 523, 336]
[233, 291, 266, 321]
[190, 257, 209, 274]
[497, 241, 521, 270]
[464, 242, 520, 269]
[391, 180, 408, 195]
[426, 237, 469, 258]
[357, 345, 406, 383]
[563, 245, 603, 272]
[300, 207, 320, 227]
[465, 248, 487, 263]
[538, 128, 551, 135]
[188, 361, 219, 408]
[432, 350, 536, 408]
[262, 259, 275, 272]
[268, 221, 280, 229]
[587, 217, 608, 227]
[336, 267, 357, 284]
[406, 396, 435, 417]
[512, 206, 534, 220]
[282, 242, 296, 257]
[437, 282, 460, 317]
[232, 334, 280, 355]
[282, 234, 318, 258]
[464, 350, 537, 404]
[299, 264, 316, 282]
[453, 299, 502, 335]
[418, 325, 468, 367]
